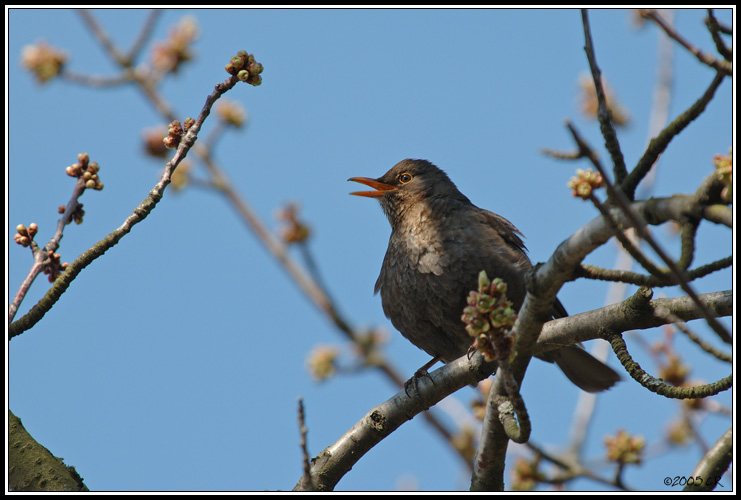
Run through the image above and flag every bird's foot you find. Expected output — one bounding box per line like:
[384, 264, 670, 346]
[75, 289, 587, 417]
[403, 357, 440, 397]
[404, 368, 435, 397]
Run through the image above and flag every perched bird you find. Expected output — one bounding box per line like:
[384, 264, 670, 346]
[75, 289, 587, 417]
[349, 159, 620, 393]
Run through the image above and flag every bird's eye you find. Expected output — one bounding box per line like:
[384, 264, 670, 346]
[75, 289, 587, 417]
[398, 172, 413, 184]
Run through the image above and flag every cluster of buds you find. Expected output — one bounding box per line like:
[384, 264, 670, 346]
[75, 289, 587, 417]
[66, 153, 103, 191]
[170, 161, 192, 191]
[276, 203, 311, 244]
[713, 148, 732, 203]
[225, 50, 264, 86]
[665, 418, 692, 446]
[13, 223, 38, 248]
[150, 16, 198, 74]
[58, 203, 85, 225]
[657, 352, 689, 387]
[461, 271, 518, 363]
[163, 118, 195, 149]
[568, 168, 604, 200]
[142, 126, 170, 158]
[21, 41, 68, 84]
[470, 379, 493, 420]
[450, 427, 476, 464]
[578, 73, 630, 127]
[604, 429, 645, 465]
[510, 457, 542, 492]
[351, 328, 388, 367]
[217, 99, 247, 128]
[43, 251, 69, 283]
[305, 345, 339, 382]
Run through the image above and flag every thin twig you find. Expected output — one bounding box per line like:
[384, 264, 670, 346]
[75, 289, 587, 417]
[607, 332, 731, 399]
[580, 10, 730, 345]
[9, 75, 239, 339]
[8, 176, 87, 324]
[297, 397, 314, 491]
[622, 71, 726, 200]
[61, 69, 131, 87]
[580, 9, 628, 186]
[641, 9, 732, 76]
[588, 193, 667, 278]
[77, 9, 128, 66]
[576, 255, 732, 287]
[525, 441, 633, 491]
[653, 305, 732, 363]
[706, 9, 732, 34]
[126, 9, 162, 63]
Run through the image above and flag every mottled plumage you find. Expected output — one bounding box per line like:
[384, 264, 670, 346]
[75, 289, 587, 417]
[350, 159, 620, 392]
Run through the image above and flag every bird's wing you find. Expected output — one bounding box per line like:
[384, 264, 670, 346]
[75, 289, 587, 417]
[477, 209, 529, 259]
[478, 208, 571, 320]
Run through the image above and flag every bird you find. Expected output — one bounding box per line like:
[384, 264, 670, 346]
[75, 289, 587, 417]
[348, 158, 620, 393]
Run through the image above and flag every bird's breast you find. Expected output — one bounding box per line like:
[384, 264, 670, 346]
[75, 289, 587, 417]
[392, 223, 449, 276]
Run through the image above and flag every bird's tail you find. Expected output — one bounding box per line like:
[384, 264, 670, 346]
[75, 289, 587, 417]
[544, 345, 621, 393]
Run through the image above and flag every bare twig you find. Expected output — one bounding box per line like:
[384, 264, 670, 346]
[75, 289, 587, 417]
[61, 69, 131, 87]
[652, 305, 732, 363]
[580, 10, 730, 345]
[126, 9, 162, 63]
[607, 332, 731, 399]
[8, 176, 87, 324]
[77, 9, 129, 66]
[9, 75, 239, 339]
[641, 9, 732, 76]
[580, 9, 628, 186]
[622, 71, 726, 200]
[562, 122, 672, 280]
[524, 441, 634, 491]
[702, 204, 732, 227]
[297, 397, 314, 491]
[576, 255, 732, 287]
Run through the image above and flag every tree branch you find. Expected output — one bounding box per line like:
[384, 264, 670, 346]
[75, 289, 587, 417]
[640, 9, 732, 76]
[292, 352, 498, 491]
[580, 9, 628, 186]
[292, 283, 731, 490]
[469, 188, 731, 489]
[622, 71, 726, 200]
[684, 427, 733, 491]
[9, 75, 239, 339]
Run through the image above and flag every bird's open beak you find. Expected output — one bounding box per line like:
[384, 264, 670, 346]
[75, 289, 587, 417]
[348, 177, 397, 197]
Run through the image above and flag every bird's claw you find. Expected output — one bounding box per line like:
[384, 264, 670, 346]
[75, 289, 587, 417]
[404, 367, 435, 397]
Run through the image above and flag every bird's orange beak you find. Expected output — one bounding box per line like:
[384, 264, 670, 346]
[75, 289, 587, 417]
[348, 177, 397, 198]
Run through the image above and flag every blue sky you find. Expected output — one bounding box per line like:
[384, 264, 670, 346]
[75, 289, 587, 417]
[7, 8, 734, 492]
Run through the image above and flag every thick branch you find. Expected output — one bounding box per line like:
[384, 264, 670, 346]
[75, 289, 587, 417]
[9, 410, 88, 491]
[537, 289, 732, 356]
[684, 427, 733, 492]
[292, 352, 498, 491]
[293, 285, 731, 491]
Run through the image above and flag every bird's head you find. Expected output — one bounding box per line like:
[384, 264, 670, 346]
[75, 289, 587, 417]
[349, 159, 470, 226]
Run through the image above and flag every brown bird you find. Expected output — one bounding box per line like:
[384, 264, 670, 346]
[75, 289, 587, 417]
[349, 159, 620, 393]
